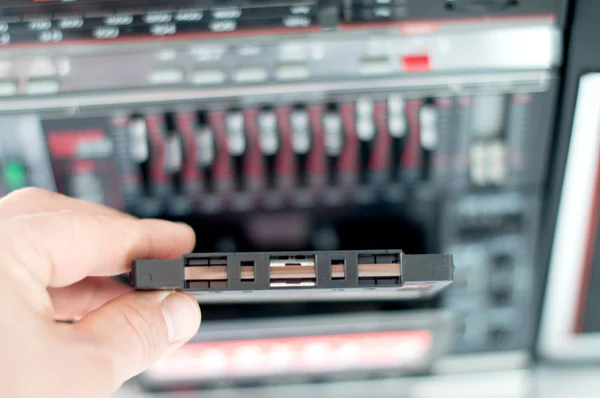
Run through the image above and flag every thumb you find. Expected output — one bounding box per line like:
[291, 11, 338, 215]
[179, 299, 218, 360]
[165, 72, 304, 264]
[72, 290, 200, 391]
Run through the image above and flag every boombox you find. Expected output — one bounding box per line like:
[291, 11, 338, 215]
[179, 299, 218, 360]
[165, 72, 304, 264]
[3, 0, 599, 396]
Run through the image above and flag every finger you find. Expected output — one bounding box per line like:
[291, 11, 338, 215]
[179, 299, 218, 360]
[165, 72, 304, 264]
[0, 210, 195, 288]
[71, 290, 201, 392]
[0, 187, 134, 220]
[48, 277, 133, 321]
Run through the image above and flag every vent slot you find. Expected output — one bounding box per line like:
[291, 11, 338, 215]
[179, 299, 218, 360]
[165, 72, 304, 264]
[331, 259, 346, 280]
[184, 256, 229, 289]
[240, 260, 256, 282]
[357, 253, 400, 286]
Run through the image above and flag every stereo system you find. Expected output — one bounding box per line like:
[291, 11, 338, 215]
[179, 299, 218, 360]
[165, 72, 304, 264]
[0, 0, 579, 393]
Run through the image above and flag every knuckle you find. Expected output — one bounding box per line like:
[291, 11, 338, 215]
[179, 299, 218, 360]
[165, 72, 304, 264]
[0, 186, 53, 204]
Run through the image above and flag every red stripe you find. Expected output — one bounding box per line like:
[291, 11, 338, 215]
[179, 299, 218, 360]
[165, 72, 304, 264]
[339, 102, 359, 174]
[175, 112, 200, 182]
[145, 115, 167, 183]
[208, 110, 232, 181]
[47, 129, 104, 158]
[275, 107, 295, 178]
[243, 108, 265, 180]
[370, 100, 391, 171]
[307, 104, 326, 176]
[574, 136, 600, 333]
[401, 54, 431, 73]
[401, 100, 422, 169]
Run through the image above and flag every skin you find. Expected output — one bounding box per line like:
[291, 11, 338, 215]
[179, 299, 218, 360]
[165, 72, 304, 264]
[0, 187, 202, 397]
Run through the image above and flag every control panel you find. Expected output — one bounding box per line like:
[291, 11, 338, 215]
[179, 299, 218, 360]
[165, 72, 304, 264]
[0, 18, 557, 102]
[0, 74, 557, 357]
[0, 82, 551, 206]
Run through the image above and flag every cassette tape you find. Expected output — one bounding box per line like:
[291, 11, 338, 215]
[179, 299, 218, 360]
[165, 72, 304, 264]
[131, 249, 453, 301]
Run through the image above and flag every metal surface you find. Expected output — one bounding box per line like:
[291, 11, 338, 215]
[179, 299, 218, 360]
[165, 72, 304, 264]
[115, 366, 600, 398]
[538, 73, 600, 360]
[0, 70, 552, 113]
[0, 21, 560, 97]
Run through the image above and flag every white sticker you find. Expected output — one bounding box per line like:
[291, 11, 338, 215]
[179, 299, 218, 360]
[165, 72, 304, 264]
[226, 112, 246, 156]
[128, 119, 149, 163]
[356, 97, 374, 117]
[165, 135, 182, 173]
[419, 106, 438, 149]
[197, 127, 214, 167]
[323, 113, 343, 156]
[258, 112, 279, 155]
[291, 111, 311, 154]
[388, 95, 406, 138]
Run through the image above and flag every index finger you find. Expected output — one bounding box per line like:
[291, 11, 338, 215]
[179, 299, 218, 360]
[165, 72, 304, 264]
[0, 187, 135, 220]
[0, 210, 195, 288]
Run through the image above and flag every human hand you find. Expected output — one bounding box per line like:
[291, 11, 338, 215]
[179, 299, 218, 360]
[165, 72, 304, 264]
[0, 188, 201, 398]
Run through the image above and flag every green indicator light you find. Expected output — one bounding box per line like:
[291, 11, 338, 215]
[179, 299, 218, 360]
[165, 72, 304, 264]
[3, 161, 27, 190]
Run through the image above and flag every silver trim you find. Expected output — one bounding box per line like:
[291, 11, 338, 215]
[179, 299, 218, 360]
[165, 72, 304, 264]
[0, 71, 552, 113]
[410, 369, 531, 398]
[130, 370, 532, 397]
[538, 73, 600, 360]
[0, 20, 558, 58]
[192, 288, 425, 303]
[433, 351, 529, 374]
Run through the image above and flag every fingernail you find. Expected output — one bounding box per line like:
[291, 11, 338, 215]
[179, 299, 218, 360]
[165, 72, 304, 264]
[161, 292, 201, 343]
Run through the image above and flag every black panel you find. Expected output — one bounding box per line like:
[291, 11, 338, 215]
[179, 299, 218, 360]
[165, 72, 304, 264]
[535, 0, 599, 353]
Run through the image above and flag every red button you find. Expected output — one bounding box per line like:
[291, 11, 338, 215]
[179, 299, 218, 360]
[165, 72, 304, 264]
[401, 55, 431, 72]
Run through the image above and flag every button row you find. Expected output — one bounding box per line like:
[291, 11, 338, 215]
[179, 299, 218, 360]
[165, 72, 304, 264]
[0, 76, 60, 96]
[149, 63, 312, 86]
[148, 55, 401, 86]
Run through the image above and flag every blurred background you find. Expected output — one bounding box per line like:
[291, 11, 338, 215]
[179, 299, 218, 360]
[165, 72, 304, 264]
[1, 0, 600, 396]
